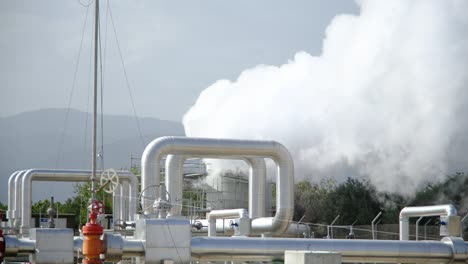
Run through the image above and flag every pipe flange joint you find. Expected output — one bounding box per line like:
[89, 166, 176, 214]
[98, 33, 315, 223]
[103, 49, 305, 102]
[442, 236, 468, 262]
[83, 222, 104, 235]
[103, 233, 123, 261]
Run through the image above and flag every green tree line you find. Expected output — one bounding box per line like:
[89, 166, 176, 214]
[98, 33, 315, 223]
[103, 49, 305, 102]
[29, 182, 113, 229]
[293, 172, 468, 227]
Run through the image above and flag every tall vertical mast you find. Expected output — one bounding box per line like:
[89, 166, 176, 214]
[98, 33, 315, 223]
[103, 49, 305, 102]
[91, 0, 100, 199]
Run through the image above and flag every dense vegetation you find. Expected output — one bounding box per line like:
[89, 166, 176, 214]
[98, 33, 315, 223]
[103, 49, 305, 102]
[293, 172, 468, 226]
[29, 182, 113, 228]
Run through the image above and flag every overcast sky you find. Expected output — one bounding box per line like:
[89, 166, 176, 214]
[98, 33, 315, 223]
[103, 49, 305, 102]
[1, 0, 358, 122]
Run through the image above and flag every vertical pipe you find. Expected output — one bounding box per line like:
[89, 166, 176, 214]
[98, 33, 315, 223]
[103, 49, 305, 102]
[246, 158, 266, 218]
[127, 172, 138, 221]
[158, 184, 167, 219]
[266, 182, 273, 216]
[141, 142, 161, 214]
[166, 155, 185, 216]
[113, 184, 121, 223]
[121, 181, 129, 221]
[14, 170, 26, 228]
[7, 171, 20, 226]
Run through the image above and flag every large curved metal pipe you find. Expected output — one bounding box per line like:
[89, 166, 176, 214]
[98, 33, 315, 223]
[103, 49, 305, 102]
[13, 170, 27, 228]
[166, 155, 266, 218]
[400, 204, 458, 240]
[191, 236, 467, 263]
[7, 171, 19, 217]
[7, 170, 22, 226]
[20, 169, 138, 234]
[142, 136, 294, 235]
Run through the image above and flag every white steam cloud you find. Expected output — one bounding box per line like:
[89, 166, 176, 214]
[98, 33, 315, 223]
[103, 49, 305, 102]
[183, 0, 468, 194]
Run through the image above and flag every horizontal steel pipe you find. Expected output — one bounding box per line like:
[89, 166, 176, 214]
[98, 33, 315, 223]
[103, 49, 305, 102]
[104, 233, 144, 261]
[191, 236, 465, 263]
[191, 219, 237, 233]
[192, 219, 310, 237]
[285, 223, 311, 237]
[4, 235, 35, 256]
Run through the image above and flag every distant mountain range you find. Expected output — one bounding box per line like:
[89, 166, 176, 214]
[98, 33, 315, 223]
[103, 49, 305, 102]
[0, 108, 185, 203]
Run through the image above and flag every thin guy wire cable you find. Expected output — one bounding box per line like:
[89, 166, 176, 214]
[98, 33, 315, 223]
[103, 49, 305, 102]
[83, 6, 95, 169]
[55, 5, 90, 171]
[165, 222, 184, 263]
[108, 3, 146, 148]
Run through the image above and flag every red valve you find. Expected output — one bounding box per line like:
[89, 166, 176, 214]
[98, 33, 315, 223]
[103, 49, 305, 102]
[90, 200, 105, 215]
[82, 200, 104, 264]
[0, 228, 5, 263]
[88, 200, 105, 224]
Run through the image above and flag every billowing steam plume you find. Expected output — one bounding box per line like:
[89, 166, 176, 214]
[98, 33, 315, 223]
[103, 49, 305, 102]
[183, 0, 468, 194]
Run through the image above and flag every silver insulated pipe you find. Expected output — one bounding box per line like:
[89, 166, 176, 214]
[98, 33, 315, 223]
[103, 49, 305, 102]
[165, 154, 185, 217]
[247, 157, 267, 218]
[141, 136, 294, 235]
[7, 171, 19, 222]
[191, 236, 468, 263]
[7, 170, 23, 227]
[19, 169, 138, 234]
[12, 170, 27, 228]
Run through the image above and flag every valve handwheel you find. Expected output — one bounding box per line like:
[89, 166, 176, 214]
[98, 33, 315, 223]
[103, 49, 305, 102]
[99, 168, 120, 194]
[90, 200, 105, 215]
